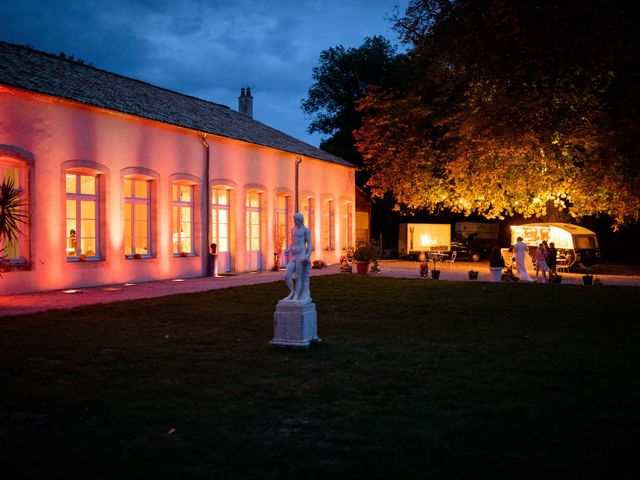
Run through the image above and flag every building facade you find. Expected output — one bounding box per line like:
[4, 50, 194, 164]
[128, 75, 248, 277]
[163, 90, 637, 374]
[0, 42, 356, 295]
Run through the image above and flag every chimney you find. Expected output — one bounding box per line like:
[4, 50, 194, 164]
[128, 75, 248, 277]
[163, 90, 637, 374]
[238, 86, 253, 118]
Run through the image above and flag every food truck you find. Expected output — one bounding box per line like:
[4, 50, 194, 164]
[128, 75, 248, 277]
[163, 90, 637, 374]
[510, 223, 601, 269]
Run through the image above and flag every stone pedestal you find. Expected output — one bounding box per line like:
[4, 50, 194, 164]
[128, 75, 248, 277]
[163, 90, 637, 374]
[270, 300, 319, 347]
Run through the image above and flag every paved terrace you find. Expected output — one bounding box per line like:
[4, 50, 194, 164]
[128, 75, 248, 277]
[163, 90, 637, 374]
[1, 260, 639, 317]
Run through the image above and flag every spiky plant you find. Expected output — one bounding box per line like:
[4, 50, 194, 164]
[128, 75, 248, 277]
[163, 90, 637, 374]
[0, 178, 25, 257]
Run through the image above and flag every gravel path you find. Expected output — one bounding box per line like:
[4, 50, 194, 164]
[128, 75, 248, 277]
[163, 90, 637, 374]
[1, 260, 639, 317]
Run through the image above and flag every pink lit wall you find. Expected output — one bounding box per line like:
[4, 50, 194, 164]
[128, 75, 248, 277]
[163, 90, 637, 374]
[0, 87, 355, 295]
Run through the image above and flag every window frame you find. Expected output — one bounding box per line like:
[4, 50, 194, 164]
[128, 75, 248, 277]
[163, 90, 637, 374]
[172, 183, 195, 256]
[124, 177, 152, 258]
[65, 172, 100, 261]
[0, 156, 29, 264]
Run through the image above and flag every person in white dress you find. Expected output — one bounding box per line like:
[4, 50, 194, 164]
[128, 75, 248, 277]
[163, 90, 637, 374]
[514, 236, 534, 282]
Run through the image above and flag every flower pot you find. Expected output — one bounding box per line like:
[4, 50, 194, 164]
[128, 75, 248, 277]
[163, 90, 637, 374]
[431, 269, 440, 279]
[489, 267, 502, 282]
[468, 270, 478, 280]
[419, 261, 429, 277]
[355, 260, 369, 275]
[583, 274, 593, 286]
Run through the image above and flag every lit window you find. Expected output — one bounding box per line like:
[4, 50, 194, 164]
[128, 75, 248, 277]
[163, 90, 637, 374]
[124, 178, 151, 257]
[322, 199, 334, 250]
[301, 197, 314, 245]
[341, 201, 353, 250]
[245, 191, 262, 270]
[275, 194, 290, 251]
[65, 173, 99, 259]
[211, 187, 230, 254]
[172, 183, 194, 255]
[0, 159, 28, 262]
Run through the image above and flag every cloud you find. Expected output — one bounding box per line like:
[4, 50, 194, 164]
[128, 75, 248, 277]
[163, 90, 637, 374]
[1, 0, 406, 145]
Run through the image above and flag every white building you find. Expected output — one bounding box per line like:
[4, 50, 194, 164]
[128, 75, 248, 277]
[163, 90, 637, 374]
[0, 42, 356, 295]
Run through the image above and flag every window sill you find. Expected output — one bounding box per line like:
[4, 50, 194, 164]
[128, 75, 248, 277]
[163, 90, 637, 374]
[0, 262, 32, 272]
[67, 257, 103, 263]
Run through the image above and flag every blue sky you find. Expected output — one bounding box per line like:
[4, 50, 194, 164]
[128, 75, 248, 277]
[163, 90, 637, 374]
[1, 0, 407, 146]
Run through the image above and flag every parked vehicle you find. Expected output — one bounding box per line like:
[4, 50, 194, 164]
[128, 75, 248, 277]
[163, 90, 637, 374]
[450, 233, 491, 262]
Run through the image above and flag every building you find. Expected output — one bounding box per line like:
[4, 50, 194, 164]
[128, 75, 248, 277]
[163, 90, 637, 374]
[0, 42, 356, 295]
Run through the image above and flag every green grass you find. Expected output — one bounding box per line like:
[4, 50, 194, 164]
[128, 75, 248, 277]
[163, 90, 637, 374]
[1, 276, 639, 479]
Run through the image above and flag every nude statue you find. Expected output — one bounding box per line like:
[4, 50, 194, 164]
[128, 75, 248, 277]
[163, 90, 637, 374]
[282, 212, 312, 303]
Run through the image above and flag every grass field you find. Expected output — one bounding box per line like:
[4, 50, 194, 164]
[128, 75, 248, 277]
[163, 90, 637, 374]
[1, 275, 638, 479]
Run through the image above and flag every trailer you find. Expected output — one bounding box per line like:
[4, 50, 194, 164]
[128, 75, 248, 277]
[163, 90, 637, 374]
[510, 223, 601, 269]
[399, 223, 451, 255]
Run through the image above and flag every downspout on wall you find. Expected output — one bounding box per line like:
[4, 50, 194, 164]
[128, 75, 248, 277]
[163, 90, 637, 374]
[295, 157, 302, 213]
[201, 134, 210, 276]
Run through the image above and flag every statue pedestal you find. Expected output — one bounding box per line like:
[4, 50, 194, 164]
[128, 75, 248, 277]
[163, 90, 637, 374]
[270, 300, 319, 347]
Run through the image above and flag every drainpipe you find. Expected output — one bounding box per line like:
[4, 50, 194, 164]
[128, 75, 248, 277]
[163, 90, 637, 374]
[201, 134, 211, 276]
[295, 157, 302, 213]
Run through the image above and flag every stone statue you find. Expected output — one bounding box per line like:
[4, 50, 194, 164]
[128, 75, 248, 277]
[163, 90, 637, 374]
[282, 212, 312, 303]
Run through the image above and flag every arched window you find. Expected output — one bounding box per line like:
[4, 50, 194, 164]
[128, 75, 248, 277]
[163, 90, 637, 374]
[65, 173, 100, 259]
[212, 186, 232, 272]
[172, 183, 194, 255]
[1, 155, 29, 263]
[341, 200, 353, 251]
[124, 177, 152, 257]
[245, 190, 263, 270]
[63, 160, 108, 262]
[322, 199, 335, 251]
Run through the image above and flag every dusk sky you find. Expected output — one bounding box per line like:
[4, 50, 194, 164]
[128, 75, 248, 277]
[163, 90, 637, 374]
[2, 0, 408, 146]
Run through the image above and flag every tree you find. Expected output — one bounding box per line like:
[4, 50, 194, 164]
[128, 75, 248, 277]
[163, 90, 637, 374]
[356, 0, 640, 228]
[302, 36, 408, 170]
[0, 178, 25, 261]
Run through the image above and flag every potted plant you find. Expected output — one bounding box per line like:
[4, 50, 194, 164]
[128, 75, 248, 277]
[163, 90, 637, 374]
[272, 225, 286, 271]
[468, 269, 478, 280]
[579, 262, 597, 285]
[419, 257, 429, 277]
[431, 255, 441, 279]
[353, 243, 375, 275]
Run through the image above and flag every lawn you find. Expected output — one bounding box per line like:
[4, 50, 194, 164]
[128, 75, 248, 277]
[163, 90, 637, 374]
[1, 276, 639, 479]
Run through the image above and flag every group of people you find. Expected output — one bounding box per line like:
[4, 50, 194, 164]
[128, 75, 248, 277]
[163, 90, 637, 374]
[514, 236, 558, 282]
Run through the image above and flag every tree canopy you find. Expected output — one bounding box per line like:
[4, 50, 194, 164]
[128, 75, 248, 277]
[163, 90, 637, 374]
[356, 0, 640, 228]
[302, 36, 408, 168]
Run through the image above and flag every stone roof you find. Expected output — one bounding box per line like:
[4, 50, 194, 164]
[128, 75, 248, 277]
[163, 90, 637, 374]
[0, 41, 354, 168]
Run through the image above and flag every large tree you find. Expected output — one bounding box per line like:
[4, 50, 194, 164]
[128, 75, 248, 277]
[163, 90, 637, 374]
[356, 0, 640, 227]
[302, 36, 408, 170]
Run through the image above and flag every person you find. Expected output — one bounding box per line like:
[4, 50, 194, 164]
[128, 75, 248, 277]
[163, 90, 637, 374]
[282, 212, 313, 303]
[514, 236, 534, 282]
[547, 241, 558, 281]
[535, 242, 550, 282]
[488, 244, 505, 282]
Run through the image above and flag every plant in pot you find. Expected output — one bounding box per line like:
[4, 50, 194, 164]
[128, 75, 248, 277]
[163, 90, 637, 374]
[468, 269, 478, 280]
[353, 243, 375, 275]
[431, 255, 441, 279]
[419, 254, 429, 277]
[579, 262, 597, 285]
[272, 225, 286, 271]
